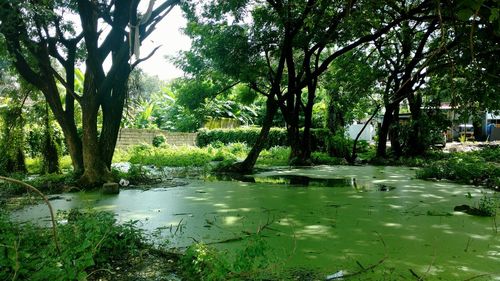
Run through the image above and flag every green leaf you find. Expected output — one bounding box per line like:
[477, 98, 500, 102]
[457, 9, 474, 21]
[489, 8, 499, 22]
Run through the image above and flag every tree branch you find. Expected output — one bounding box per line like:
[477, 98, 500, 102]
[131, 45, 162, 69]
[49, 67, 82, 102]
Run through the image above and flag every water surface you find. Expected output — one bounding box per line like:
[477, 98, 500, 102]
[12, 165, 500, 280]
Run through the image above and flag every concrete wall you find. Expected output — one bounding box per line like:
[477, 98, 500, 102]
[347, 123, 375, 141]
[116, 128, 197, 148]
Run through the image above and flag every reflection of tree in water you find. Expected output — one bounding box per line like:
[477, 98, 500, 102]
[256, 175, 354, 187]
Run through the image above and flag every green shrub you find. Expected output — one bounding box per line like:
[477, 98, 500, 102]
[311, 152, 346, 165]
[180, 235, 270, 281]
[212, 149, 237, 162]
[416, 154, 500, 187]
[26, 157, 43, 174]
[112, 164, 159, 185]
[326, 130, 352, 158]
[473, 146, 500, 163]
[208, 142, 249, 161]
[129, 144, 212, 167]
[196, 127, 329, 151]
[476, 195, 497, 217]
[112, 148, 131, 163]
[256, 147, 290, 166]
[0, 210, 143, 281]
[196, 127, 286, 148]
[152, 134, 166, 147]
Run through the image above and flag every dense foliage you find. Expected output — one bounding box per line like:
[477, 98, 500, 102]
[417, 146, 500, 189]
[196, 128, 329, 151]
[0, 210, 143, 281]
[180, 235, 271, 281]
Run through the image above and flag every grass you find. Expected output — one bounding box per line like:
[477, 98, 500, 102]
[116, 143, 291, 168]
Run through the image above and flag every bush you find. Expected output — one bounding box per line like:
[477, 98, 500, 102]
[256, 147, 290, 166]
[180, 235, 270, 281]
[311, 152, 346, 165]
[152, 134, 166, 147]
[129, 144, 213, 167]
[196, 127, 287, 148]
[111, 164, 159, 185]
[0, 172, 78, 196]
[476, 195, 497, 216]
[473, 146, 500, 163]
[196, 127, 329, 151]
[326, 130, 352, 158]
[416, 154, 500, 188]
[0, 210, 143, 281]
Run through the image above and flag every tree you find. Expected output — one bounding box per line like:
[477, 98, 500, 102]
[372, 1, 460, 157]
[182, 0, 431, 167]
[0, 0, 179, 185]
[320, 50, 382, 158]
[179, 1, 287, 172]
[0, 71, 29, 174]
[435, 0, 500, 140]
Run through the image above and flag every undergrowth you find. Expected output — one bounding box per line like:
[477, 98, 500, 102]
[416, 153, 500, 189]
[0, 209, 143, 281]
[180, 234, 277, 281]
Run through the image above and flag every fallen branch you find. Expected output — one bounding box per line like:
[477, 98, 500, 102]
[204, 215, 277, 245]
[409, 268, 424, 280]
[87, 268, 115, 278]
[462, 273, 492, 281]
[205, 236, 245, 245]
[0, 176, 61, 254]
[343, 257, 387, 279]
[326, 257, 387, 280]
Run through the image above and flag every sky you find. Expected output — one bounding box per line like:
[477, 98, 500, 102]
[137, 6, 191, 81]
[64, 3, 191, 82]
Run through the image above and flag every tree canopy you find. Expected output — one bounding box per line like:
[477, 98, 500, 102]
[0, 0, 180, 185]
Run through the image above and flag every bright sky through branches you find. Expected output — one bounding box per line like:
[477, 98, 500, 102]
[138, 6, 190, 81]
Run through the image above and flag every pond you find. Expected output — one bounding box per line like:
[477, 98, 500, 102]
[11, 165, 500, 280]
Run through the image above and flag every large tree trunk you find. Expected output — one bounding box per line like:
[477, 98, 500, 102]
[100, 65, 129, 168]
[472, 117, 484, 141]
[389, 106, 402, 157]
[62, 55, 85, 176]
[299, 81, 316, 165]
[79, 108, 112, 186]
[39, 74, 84, 176]
[229, 97, 278, 173]
[326, 91, 345, 136]
[61, 122, 84, 175]
[377, 105, 395, 158]
[78, 74, 113, 187]
[41, 103, 60, 174]
[0, 113, 27, 174]
[287, 118, 302, 165]
[407, 92, 425, 156]
[286, 94, 311, 165]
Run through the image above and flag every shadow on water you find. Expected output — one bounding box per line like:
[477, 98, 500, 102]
[210, 173, 357, 187]
[210, 172, 400, 191]
[254, 175, 354, 187]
